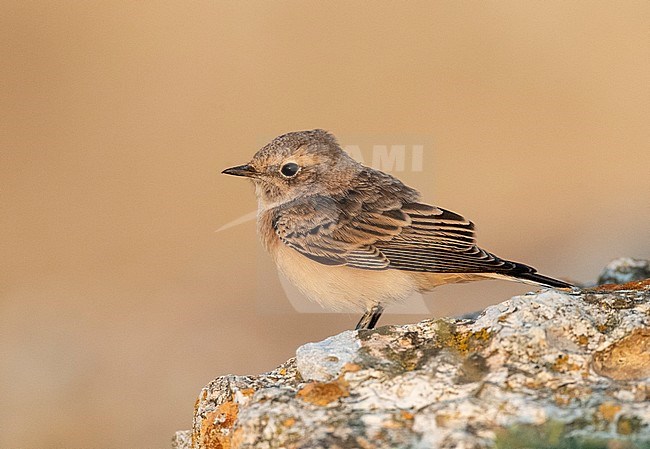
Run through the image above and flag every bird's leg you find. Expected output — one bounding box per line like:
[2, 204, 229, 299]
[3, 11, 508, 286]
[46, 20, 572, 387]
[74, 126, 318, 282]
[366, 304, 384, 329]
[355, 304, 385, 330]
[355, 311, 373, 330]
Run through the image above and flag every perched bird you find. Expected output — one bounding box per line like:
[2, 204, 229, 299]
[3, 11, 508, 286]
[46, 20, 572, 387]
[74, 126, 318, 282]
[223, 129, 575, 330]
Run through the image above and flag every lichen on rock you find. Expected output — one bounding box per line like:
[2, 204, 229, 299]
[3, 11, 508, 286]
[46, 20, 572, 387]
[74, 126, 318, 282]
[174, 258, 650, 449]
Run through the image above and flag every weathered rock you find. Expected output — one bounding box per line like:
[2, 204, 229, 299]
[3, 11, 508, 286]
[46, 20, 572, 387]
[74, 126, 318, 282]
[598, 257, 650, 286]
[174, 259, 650, 449]
[171, 430, 192, 449]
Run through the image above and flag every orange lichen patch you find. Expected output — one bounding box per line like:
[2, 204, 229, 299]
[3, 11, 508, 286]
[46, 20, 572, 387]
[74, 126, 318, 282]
[596, 324, 609, 333]
[342, 362, 362, 373]
[381, 420, 403, 430]
[355, 436, 378, 449]
[297, 380, 349, 406]
[192, 396, 202, 449]
[279, 368, 287, 375]
[398, 337, 413, 347]
[445, 328, 492, 355]
[592, 329, 650, 380]
[239, 388, 255, 397]
[598, 403, 622, 422]
[551, 354, 580, 373]
[577, 335, 589, 346]
[282, 417, 296, 427]
[198, 401, 239, 449]
[590, 278, 650, 292]
[381, 410, 416, 429]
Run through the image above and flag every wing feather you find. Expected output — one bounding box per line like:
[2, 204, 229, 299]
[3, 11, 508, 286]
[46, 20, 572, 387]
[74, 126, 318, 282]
[273, 172, 536, 277]
[273, 194, 408, 269]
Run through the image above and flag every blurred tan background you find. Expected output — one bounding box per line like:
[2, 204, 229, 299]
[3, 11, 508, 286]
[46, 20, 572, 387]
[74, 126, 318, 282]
[1, 1, 648, 448]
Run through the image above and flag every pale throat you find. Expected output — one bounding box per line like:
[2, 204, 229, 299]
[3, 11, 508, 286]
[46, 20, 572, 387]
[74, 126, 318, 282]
[254, 182, 303, 213]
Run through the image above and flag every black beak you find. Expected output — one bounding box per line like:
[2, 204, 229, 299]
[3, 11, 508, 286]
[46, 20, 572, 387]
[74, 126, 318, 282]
[222, 164, 257, 178]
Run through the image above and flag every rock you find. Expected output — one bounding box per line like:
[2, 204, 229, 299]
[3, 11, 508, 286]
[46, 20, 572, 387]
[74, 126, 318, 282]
[296, 330, 360, 382]
[598, 257, 650, 286]
[174, 260, 650, 449]
[171, 430, 192, 449]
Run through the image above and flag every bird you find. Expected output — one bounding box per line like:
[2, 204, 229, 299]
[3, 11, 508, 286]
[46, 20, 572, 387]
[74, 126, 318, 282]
[222, 129, 575, 330]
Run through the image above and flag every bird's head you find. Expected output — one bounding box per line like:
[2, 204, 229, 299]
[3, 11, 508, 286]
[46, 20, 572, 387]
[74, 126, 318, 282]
[222, 129, 360, 208]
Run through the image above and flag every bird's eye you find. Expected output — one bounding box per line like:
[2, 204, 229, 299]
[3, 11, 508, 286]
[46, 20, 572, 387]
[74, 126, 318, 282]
[280, 162, 300, 178]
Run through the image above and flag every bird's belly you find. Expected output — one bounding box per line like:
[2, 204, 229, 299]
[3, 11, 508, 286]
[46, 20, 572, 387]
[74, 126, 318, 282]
[272, 244, 418, 312]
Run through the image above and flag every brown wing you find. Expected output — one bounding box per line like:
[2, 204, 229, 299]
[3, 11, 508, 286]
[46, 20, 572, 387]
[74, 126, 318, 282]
[273, 192, 538, 277]
[376, 202, 533, 274]
[272, 194, 409, 269]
